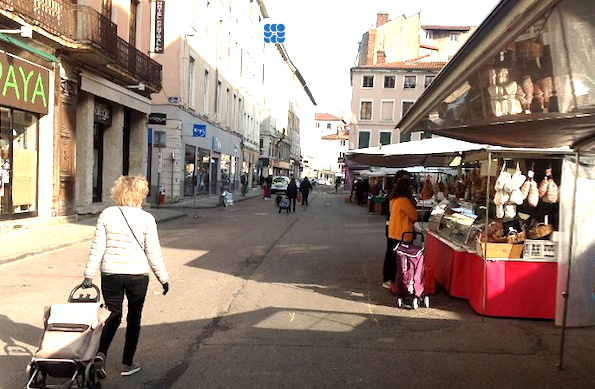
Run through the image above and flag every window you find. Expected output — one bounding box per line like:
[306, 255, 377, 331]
[400, 130, 411, 143]
[381, 101, 394, 121]
[404, 75, 417, 89]
[316, 123, 320, 129]
[340, 140, 346, 146]
[383, 75, 395, 88]
[129, 0, 139, 47]
[450, 32, 459, 42]
[101, 0, 112, 19]
[326, 123, 331, 130]
[362, 75, 374, 88]
[360, 101, 372, 120]
[358, 131, 370, 148]
[402, 101, 414, 117]
[215, 80, 222, 118]
[424, 75, 435, 88]
[421, 132, 433, 139]
[188, 57, 196, 107]
[202, 69, 209, 112]
[425, 30, 433, 40]
[379, 131, 392, 145]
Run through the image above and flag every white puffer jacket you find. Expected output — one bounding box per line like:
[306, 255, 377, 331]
[84, 206, 169, 284]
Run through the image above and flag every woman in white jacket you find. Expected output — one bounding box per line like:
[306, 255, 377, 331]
[81, 175, 169, 377]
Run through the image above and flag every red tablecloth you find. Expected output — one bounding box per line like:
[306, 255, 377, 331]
[426, 232, 557, 319]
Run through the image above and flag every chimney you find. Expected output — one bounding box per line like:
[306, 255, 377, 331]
[376, 50, 386, 64]
[376, 12, 389, 28]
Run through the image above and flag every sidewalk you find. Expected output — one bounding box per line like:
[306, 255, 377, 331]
[0, 189, 261, 266]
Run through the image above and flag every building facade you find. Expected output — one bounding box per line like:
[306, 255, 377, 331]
[350, 12, 472, 150]
[0, 0, 162, 220]
[349, 60, 446, 149]
[302, 113, 347, 181]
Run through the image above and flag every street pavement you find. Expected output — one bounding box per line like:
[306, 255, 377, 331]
[1, 186, 595, 388]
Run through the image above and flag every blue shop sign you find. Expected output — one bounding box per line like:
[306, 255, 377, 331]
[193, 124, 206, 137]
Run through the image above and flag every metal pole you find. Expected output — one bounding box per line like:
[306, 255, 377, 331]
[156, 146, 162, 209]
[558, 151, 580, 369]
[482, 152, 492, 322]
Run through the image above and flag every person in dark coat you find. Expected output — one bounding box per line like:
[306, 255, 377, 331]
[355, 179, 366, 205]
[286, 176, 298, 212]
[265, 175, 273, 198]
[299, 177, 313, 205]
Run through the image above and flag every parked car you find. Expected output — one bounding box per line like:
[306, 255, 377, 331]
[311, 178, 318, 186]
[270, 176, 290, 194]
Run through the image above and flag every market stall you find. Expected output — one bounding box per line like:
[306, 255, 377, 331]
[394, 0, 595, 367]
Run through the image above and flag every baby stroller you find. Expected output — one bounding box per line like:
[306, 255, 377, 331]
[26, 284, 111, 389]
[278, 196, 291, 213]
[393, 232, 430, 310]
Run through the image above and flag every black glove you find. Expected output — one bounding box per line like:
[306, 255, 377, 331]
[81, 277, 93, 289]
[162, 282, 169, 296]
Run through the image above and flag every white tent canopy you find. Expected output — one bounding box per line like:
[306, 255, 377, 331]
[345, 137, 573, 168]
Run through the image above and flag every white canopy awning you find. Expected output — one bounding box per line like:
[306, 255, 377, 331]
[345, 137, 574, 168]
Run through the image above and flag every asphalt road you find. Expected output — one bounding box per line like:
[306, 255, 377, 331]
[1, 188, 594, 388]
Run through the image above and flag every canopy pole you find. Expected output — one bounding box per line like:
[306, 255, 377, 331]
[558, 151, 580, 370]
[482, 152, 492, 322]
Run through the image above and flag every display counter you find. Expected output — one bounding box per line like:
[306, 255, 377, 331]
[426, 198, 558, 319]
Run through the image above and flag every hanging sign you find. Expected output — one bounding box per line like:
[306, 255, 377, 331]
[154, 1, 165, 53]
[149, 113, 167, 125]
[0, 51, 50, 114]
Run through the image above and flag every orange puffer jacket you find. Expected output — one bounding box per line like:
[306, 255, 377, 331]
[388, 197, 418, 241]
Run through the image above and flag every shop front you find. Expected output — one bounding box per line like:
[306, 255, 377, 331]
[0, 50, 51, 220]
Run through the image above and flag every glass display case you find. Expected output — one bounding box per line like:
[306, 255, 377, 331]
[437, 200, 480, 246]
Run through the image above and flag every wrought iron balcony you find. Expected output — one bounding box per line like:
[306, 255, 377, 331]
[0, 0, 161, 91]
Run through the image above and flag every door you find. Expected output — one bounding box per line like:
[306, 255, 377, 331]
[58, 79, 77, 215]
[92, 123, 104, 202]
[210, 157, 219, 194]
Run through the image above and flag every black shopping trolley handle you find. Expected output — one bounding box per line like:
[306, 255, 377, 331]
[400, 231, 424, 243]
[68, 283, 101, 303]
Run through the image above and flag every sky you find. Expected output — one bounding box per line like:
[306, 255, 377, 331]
[263, 0, 502, 119]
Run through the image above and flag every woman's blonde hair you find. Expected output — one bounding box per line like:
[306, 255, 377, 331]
[111, 175, 149, 207]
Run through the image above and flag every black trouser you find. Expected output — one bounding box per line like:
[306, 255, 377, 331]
[383, 234, 400, 283]
[301, 191, 309, 205]
[99, 274, 149, 365]
[289, 196, 297, 211]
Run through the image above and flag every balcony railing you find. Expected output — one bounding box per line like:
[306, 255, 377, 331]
[0, 0, 161, 90]
[115, 36, 162, 89]
[73, 5, 117, 58]
[0, 0, 74, 39]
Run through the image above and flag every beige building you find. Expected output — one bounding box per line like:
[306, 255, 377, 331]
[350, 12, 473, 150]
[149, 0, 268, 201]
[302, 113, 347, 182]
[0, 0, 162, 221]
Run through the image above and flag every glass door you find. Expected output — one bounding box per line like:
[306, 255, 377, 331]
[0, 108, 11, 217]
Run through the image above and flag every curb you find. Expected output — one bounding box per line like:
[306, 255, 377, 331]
[0, 212, 188, 267]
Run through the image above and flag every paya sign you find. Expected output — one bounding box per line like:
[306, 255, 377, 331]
[0, 51, 50, 114]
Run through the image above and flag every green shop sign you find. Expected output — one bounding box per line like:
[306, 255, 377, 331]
[0, 51, 50, 114]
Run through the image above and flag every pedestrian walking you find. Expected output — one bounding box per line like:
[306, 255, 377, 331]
[334, 177, 342, 193]
[286, 176, 298, 212]
[81, 175, 169, 378]
[241, 172, 249, 197]
[299, 176, 313, 205]
[265, 175, 273, 199]
[383, 175, 417, 289]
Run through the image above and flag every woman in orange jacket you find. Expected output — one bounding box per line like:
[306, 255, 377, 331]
[383, 177, 418, 288]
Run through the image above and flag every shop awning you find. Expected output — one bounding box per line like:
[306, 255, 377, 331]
[397, 0, 595, 151]
[345, 137, 574, 168]
[345, 137, 485, 168]
[0, 33, 58, 62]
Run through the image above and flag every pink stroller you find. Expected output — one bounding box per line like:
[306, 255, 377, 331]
[26, 284, 110, 389]
[393, 232, 430, 310]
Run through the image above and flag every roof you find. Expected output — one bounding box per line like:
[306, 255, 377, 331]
[353, 60, 447, 71]
[322, 131, 349, 141]
[315, 113, 343, 122]
[420, 43, 439, 51]
[421, 25, 474, 31]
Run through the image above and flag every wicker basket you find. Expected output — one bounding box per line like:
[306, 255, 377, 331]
[527, 223, 554, 239]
